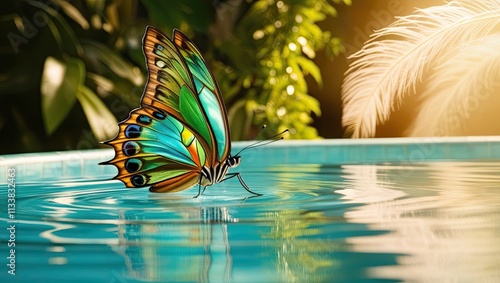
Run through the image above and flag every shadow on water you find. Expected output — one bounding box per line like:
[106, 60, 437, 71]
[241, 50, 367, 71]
[2, 161, 500, 282]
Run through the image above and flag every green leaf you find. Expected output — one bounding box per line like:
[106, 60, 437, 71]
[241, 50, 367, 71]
[27, 0, 83, 57]
[141, 0, 181, 31]
[322, 3, 338, 17]
[76, 85, 118, 142]
[296, 57, 322, 86]
[41, 56, 84, 135]
[299, 8, 326, 22]
[141, 0, 214, 32]
[251, 0, 269, 13]
[54, 0, 90, 29]
[300, 21, 323, 42]
[300, 94, 321, 115]
[82, 40, 144, 87]
[327, 38, 344, 59]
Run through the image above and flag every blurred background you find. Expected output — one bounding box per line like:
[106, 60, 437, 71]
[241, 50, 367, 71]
[1, 0, 498, 154]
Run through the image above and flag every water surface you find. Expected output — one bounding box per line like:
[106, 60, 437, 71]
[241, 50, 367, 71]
[1, 140, 500, 282]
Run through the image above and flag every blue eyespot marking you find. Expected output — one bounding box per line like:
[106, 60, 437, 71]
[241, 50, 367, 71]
[153, 111, 166, 120]
[122, 141, 140, 156]
[131, 175, 146, 187]
[124, 124, 142, 138]
[137, 115, 152, 125]
[125, 158, 142, 173]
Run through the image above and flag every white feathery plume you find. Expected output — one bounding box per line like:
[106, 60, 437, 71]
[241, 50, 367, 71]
[408, 35, 500, 136]
[341, 0, 500, 138]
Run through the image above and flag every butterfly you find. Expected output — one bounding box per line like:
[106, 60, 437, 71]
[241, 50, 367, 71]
[100, 26, 265, 197]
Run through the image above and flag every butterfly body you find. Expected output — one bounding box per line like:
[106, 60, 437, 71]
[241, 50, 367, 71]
[200, 156, 240, 186]
[101, 26, 259, 197]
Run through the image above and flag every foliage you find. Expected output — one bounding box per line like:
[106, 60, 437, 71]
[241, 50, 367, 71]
[205, 0, 350, 139]
[0, 0, 348, 154]
[341, 0, 500, 138]
[0, 0, 143, 153]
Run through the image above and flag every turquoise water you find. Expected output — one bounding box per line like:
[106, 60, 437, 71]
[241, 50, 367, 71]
[1, 138, 500, 282]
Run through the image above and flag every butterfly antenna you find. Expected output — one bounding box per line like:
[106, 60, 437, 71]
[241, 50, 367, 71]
[233, 125, 266, 155]
[235, 128, 289, 156]
[254, 125, 267, 139]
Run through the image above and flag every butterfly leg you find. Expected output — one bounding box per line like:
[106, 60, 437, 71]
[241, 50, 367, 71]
[193, 184, 209, 198]
[194, 184, 208, 198]
[201, 186, 208, 195]
[223, 173, 263, 196]
[193, 176, 205, 198]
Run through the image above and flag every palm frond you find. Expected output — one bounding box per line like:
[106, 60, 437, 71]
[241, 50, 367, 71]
[341, 0, 500, 138]
[408, 35, 500, 136]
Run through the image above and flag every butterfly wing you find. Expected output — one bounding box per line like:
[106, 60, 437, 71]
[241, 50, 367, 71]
[142, 26, 231, 165]
[102, 106, 207, 192]
[102, 26, 231, 193]
[173, 30, 231, 162]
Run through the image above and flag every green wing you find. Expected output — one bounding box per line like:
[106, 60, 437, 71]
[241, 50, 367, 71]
[101, 106, 207, 192]
[173, 29, 231, 162]
[141, 26, 231, 165]
[101, 27, 233, 193]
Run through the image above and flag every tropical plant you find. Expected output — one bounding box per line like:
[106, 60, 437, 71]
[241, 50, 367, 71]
[1, 0, 349, 154]
[1, 0, 144, 153]
[206, 0, 350, 139]
[341, 0, 500, 138]
[144, 0, 351, 140]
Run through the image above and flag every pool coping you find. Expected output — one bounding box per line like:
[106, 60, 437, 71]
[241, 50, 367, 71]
[1, 137, 500, 184]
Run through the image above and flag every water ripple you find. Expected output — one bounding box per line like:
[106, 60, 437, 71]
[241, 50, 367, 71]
[4, 162, 500, 282]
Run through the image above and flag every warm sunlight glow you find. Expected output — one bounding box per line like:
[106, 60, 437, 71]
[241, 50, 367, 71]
[277, 106, 287, 117]
[341, 0, 500, 138]
[253, 30, 265, 40]
[297, 36, 307, 46]
[49, 257, 68, 265]
[41, 57, 65, 98]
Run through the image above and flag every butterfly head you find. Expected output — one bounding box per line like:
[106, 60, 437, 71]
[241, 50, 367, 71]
[226, 155, 241, 168]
